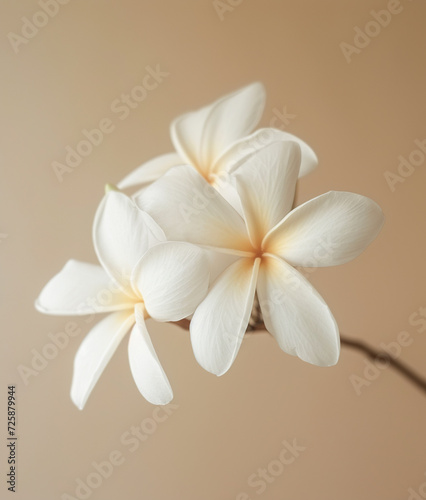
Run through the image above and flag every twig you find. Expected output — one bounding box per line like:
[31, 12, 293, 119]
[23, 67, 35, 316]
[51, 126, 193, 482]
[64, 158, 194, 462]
[171, 319, 426, 395]
[340, 335, 426, 394]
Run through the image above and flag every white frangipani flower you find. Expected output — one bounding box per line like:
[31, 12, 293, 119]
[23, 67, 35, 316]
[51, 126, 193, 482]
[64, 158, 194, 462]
[136, 141, 384, 375]
[36, 191, 209, 407]
[117, 83, 318, 198]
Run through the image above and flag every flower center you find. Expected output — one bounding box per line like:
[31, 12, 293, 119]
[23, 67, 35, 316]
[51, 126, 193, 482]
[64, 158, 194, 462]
[254, 248, 264, 260]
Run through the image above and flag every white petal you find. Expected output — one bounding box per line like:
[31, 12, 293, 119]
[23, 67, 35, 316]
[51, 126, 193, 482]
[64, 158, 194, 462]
[213, 128, 318, 178]
[264, 191, 385, 267]
[276, 130, 318, 177]
[128, 304, 173, 405]
[71, 311, 135, 409]
[93, 191, 165, 291]
[190, 257, 260, 376]
[117, 152, 183, 189]
[199, 82, 266, 168]
[35, 260, 135, 315]
[233, 141, 301, 248]
[171, 106, 212, 174]
[206, 249, 240, 285]
[136, 165, 251, 253]
[257, 256, 340, 366]
[132, 242, 209, 322]
[171, 82, 266, 175]
[209, 173, 243, 216]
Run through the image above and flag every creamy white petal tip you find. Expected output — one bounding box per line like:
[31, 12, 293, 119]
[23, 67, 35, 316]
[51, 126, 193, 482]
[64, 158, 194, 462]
[128, 304, 173, 405]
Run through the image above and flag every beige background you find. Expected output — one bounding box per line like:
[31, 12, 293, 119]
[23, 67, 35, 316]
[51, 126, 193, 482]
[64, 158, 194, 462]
[1, 1, 426, 499]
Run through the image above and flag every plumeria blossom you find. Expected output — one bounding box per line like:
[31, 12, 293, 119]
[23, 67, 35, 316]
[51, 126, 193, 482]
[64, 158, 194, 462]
[136, 141, 385, 375]
[36, 191, 209, 407]
[117, 83, 318, 202]
[118, 83, 319, 287]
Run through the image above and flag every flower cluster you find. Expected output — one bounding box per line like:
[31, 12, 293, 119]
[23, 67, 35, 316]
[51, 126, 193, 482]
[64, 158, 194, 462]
[36, 83, 384, 408]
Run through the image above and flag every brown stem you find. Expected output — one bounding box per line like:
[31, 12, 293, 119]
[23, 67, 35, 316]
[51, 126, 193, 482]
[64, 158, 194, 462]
[171, 319, 426, 395]
[339, 335, 426, 394]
